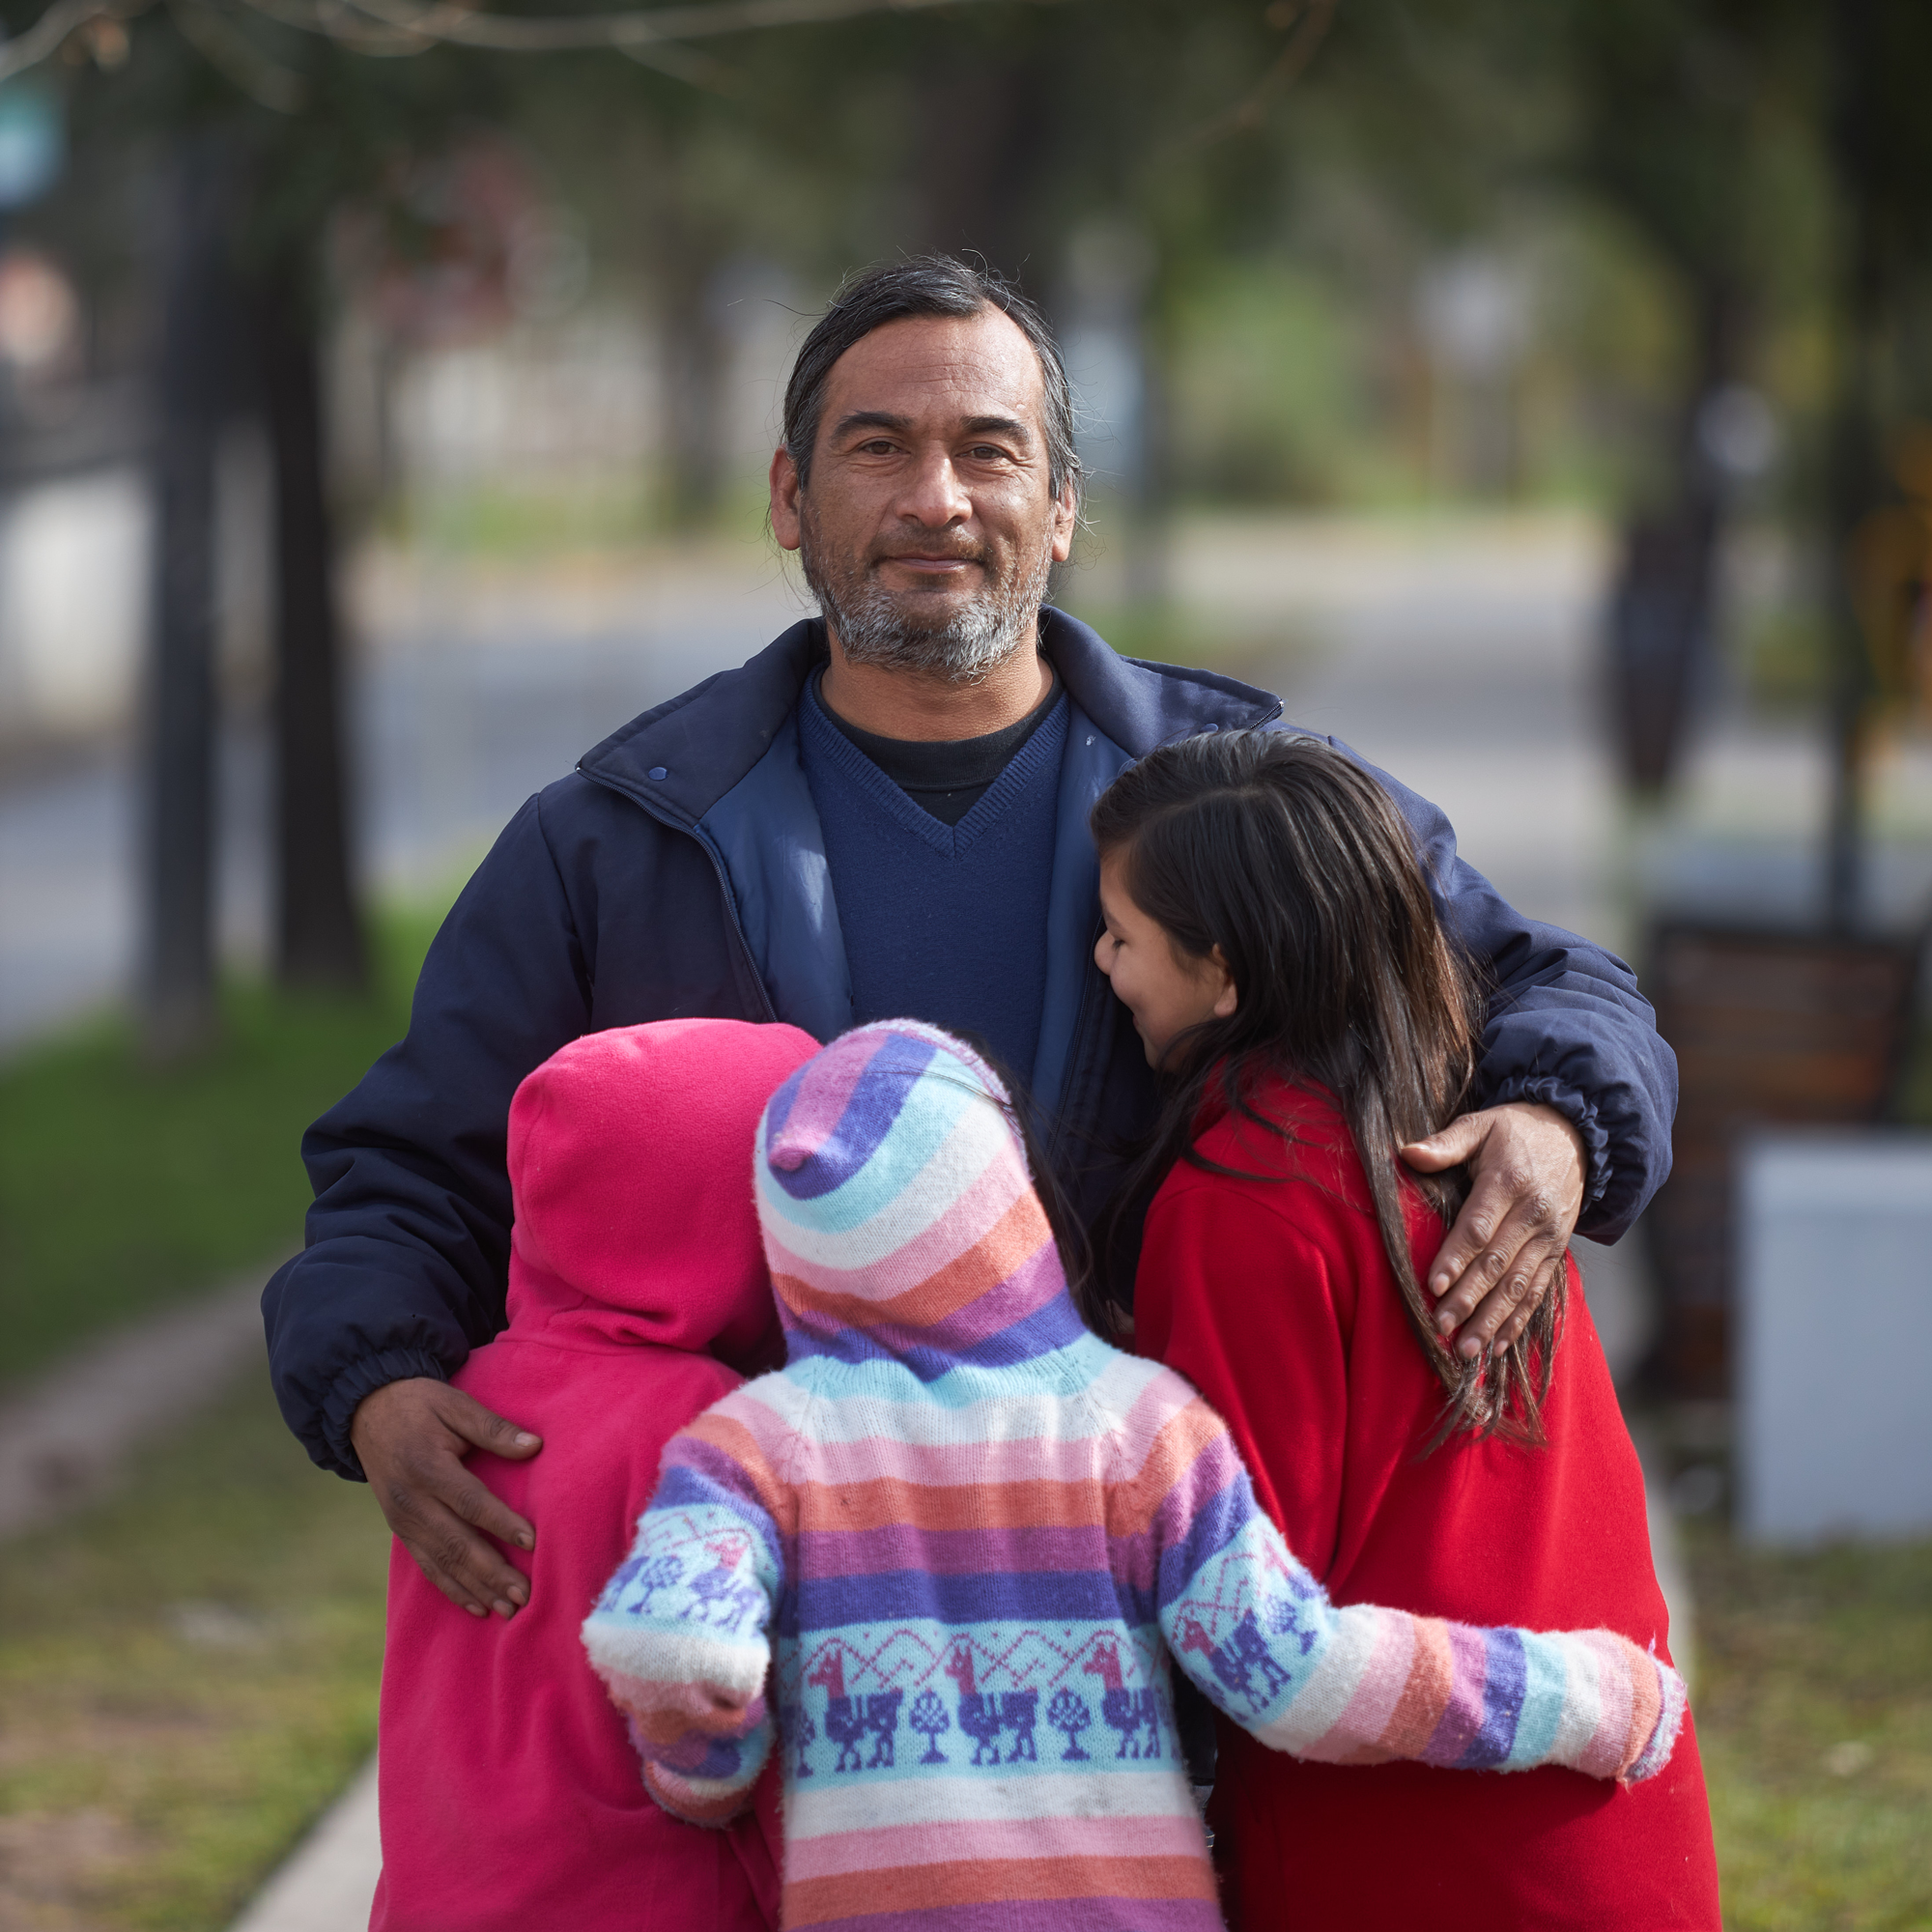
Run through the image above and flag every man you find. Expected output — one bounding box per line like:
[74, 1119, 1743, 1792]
[265, 257, 1675, 1623]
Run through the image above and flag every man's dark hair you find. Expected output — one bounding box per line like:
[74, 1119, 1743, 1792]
[781, 255, 1083, 506]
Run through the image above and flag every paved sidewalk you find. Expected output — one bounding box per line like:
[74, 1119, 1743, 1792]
[229, 1762, 381, 1932]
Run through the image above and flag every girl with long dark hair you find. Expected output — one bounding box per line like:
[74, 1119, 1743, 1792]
[1090, 731, 1719, 1931]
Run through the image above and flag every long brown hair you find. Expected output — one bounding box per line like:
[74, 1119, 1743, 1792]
[1091, 730, 1562, 1448]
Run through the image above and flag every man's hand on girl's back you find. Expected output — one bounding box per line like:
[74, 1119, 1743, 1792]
[351, 1378, 543, 1619]
[1402, 1100, 1586, 1360]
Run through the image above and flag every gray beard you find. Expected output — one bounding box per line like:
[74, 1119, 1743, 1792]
[799, 518, 1053, 685]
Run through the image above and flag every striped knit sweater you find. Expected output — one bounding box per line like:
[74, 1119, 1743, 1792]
[582, 1021, 1686, 1931]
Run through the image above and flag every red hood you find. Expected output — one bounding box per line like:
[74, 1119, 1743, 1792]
[504, 1019, 820, 1367]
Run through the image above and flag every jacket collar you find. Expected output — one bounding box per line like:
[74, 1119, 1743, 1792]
[577, 608, 1283, 824]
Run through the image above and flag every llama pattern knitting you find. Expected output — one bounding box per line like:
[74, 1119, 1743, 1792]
[582, 1021, 1687, 1931]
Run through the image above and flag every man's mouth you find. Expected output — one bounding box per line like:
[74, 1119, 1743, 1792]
[874, 551, 982, 574]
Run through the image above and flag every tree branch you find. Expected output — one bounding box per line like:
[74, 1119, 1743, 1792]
[1175, 0, 1339, 152]
[0, 0, 1041, 79]
[327, 0, 1042, 55]
[0, 0, 126, 80]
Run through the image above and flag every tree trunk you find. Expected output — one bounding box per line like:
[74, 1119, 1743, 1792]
[1604, 279, 1743, 796]
[255, 256, 368, 992]
[141, 139, 232, 1062]
[659, 262, 730, 526]
[910, 51, 1053, 280]
[1823, 0, 1886, 931]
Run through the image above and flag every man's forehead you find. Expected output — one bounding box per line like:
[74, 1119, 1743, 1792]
[819, 309, 1045, 435]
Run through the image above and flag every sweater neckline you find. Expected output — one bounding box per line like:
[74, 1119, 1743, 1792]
[800, 674, 1069, 857]
[813, 661, 1064, 819]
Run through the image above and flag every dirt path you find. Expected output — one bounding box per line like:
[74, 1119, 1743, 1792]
[0, 1277, 273, 1541]
[0, 1275, 385, 1931]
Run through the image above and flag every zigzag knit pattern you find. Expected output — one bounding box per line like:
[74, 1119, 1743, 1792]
[582, 1021, 1687, 1931]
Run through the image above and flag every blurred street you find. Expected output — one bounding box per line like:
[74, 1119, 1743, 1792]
[17, 502, 1932, 1051]
[0, 530, 809, 1046]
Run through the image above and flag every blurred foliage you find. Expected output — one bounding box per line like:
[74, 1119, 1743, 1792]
[16, 0, 1923, 542]
[1166, 258, 1371, 505]
[0, 899, 446, 1390]
[1738, 605, 1834, 715]
[8, 0, 1931, 521]
[389, 476, 659, 554]
[0, 1373, 388, 1931]
[1898, 1026, 1932, 1127]
[1688, 1521, 1932, 1929]
[1056, 583, 1319, 690]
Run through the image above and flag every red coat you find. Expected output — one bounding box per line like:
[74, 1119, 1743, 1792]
[1134, 1076, 1720, 1931]
[370, 1019, 819, 1932]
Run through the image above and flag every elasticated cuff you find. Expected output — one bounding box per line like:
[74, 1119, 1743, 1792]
[1484, 1076, 1612, 1213]
[320, 1348, 451, 1481]
[1627, 1658, 1689, 1784]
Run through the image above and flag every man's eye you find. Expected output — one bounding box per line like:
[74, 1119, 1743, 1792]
[966, 445, 1008, 462]
[858, 440, 898, 456]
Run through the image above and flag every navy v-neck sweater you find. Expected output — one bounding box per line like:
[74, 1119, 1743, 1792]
[797, 677, 1067, 1080]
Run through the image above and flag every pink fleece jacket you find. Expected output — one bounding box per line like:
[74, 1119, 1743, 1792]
[369, 1017, 820, 1932]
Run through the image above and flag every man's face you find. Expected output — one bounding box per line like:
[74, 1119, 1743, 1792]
[770, 308, 1078, 682]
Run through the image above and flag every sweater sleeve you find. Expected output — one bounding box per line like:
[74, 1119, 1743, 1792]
[1144, 1391, 1686, 1783]
[581, 1419, 785, 1826]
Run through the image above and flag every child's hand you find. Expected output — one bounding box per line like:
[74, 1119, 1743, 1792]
[1625, 1651, 1690, 1785]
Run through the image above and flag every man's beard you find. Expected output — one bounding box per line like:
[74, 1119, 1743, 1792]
[798, 511, 1053, 685]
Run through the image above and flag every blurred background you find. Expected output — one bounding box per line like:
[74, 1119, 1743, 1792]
[2, 0, 1929, 1924]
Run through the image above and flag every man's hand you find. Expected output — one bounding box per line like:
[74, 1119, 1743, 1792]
[1401, 1101, 1586, 1360]
[351, 1378, 543, 1619]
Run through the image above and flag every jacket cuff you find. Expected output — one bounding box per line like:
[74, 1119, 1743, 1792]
[321, 1349, 451, 1481]
[1484, 1076, 1612, 1212]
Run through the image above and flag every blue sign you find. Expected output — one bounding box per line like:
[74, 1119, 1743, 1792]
[0, 85, 64, 209]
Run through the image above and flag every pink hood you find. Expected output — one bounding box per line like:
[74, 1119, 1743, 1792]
[504, 1018, 820, 1365]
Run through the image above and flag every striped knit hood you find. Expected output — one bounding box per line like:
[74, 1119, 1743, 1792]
[754, 1021, 1090, 1376]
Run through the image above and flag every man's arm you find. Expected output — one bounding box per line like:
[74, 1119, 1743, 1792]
[1329, 739, 1678, 1354]
[263, 791, 592, 1605]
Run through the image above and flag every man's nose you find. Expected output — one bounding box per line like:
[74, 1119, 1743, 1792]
[895, 447, 972, 528]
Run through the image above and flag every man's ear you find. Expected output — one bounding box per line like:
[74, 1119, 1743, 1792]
[1050, 473, 1078, 564]
[770, 445, 803, 552]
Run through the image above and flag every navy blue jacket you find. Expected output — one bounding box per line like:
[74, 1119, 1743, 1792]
[265, 611, 1676, 1478]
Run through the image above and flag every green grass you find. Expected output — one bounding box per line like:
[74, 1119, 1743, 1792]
[1690, 1525, 1932, 1928]
[0, 1371, 391, 1932]
[1895, 1025, 1932, 1127]
[0, 903, 447, 1391]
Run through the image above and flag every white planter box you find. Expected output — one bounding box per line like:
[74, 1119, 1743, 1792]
[1738, 1130, 1932, 1544]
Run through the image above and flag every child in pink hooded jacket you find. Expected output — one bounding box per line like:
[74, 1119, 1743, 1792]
[370, 1017, 819, 1932]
